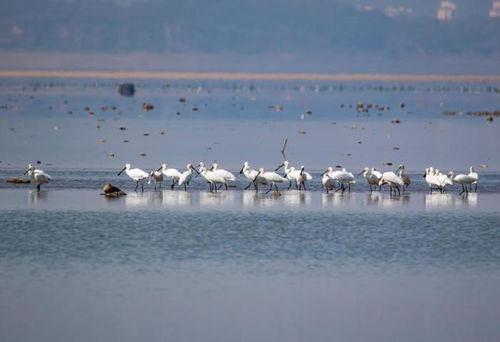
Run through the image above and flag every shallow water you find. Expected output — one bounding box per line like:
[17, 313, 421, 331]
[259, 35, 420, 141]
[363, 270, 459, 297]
[1, 78, 500, 342]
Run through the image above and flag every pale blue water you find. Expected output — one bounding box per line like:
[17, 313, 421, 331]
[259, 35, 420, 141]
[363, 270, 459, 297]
[1, 78, 500, 342]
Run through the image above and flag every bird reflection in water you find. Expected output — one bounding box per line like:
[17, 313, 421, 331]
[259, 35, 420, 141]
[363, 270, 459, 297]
[28, 190, 49, 205]
[162, 190, 193, 207]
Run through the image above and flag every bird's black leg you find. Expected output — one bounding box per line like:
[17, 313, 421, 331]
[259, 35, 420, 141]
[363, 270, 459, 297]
[244, 182, 252, 190]
[265, 184, 273, 194]
[135, 181, 138, 192]
[37, 184, 41, 192]
[184, 183, 187, 191]
[303, 182, 306, 191]
[288, 180, 292, 190]
[274, 183, 280, 194]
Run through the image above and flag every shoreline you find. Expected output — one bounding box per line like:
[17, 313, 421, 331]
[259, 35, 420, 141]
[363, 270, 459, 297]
[1, 70, 500, 82]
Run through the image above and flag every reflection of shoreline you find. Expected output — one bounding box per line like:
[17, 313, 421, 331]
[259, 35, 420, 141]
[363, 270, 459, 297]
[1, 70, 499, 82]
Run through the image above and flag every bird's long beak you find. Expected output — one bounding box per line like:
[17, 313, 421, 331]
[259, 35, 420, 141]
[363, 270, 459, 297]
[192, 166, 200, 174]
[320, 170, 327, 176]
[356, 171, 363, 177]
[275, 163, 284, 171]
[422, 172, 426, 178]
[156, 166, 162, 171]
[300, 168, 304, 175]
[118, 167, 126, 176]
[239, 166, 244, 174]
[209, 166, 214, 171]
[24, 170, 28, 175]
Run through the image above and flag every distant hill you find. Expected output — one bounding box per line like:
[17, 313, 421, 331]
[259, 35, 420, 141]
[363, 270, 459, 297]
[1, 0, 499, 56]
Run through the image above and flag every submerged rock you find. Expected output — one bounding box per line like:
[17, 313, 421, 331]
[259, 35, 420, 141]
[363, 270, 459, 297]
[7, 177, 30, 184]
[101, 184, 126, 197]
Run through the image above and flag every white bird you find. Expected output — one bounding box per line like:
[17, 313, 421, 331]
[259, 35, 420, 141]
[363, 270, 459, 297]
[211, 163, 236, 190]
[254, 167, 287, 194]
[336, 168, 356, 192]
[295, 166, 311, 191]
[379, 171, 404, 195]
[424, 167, 442, 193]
[468, 166, 478, 192]
[158, 163, 182, 189]
[435, 169, 453, 192]
[448, 171, 476, 194]
[321, 172, 336, 193]
[178, 163, 199, 191]
[240, 161, 259, 190]
[118, 163, 149, 192]
[25, 163, 52, 191]
[148, 170, 163, 190]
[395, 164, 411, 191]
[275, 160, 312, 189]
[198, 162, 227, 192]
[359, 167, 382, 192]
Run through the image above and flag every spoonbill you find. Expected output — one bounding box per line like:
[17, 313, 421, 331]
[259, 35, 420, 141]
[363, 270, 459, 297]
[158, 164, 182, 189]
[448, 171, 476, 194]
[435, 169, 453, 192]
[379, 171, 404, 195]
[178, 163, 199, 191]
[198, 162, 227, 192]
[24, 163, 52, 191]
[395, 164, 411, 191]
[211, 163, 236, 190]
[148, 170, 163, 190]
[424, 167, 442, 193]
[321, 171, 336, 193]
[359, 167, 382, 192]
[240, 161, 259, 190]
[118, 163, 149, 192]
[468, 166, 478, 192]
[254, 167, 287, 194]
[335, 168, 356, 192]
[275, 161, 312, 189]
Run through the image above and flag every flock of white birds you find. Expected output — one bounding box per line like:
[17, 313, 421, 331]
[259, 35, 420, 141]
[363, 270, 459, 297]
[24, 162, 480, 195]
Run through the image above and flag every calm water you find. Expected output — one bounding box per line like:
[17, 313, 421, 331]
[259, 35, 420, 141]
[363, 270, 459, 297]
[1, 78, 500, 341]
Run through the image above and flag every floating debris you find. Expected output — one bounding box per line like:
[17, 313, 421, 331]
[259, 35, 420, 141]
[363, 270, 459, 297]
[179, 98, 187, 103]
[274, 105, 284, 111]
[393, 147, 400, 150]
[391, 119, 401, 124]
[383, 162, 393, 166]
[442, 111, 459, 116]
[7, 178, 30, 184]
[142, 103, 154, 111]
[123, 140, 129, 143]
[139, 152, 147, 157]
[480, 164, 488, 168]
[118, 83, 135, 97]
[357, 141, 362, 144]
[119, 127, 127, 130]
[192, 106, 199, 112]
[143, 133, 149, 136]
[36, 160, 42, 164]
[486, 117, 494, 122]
[298, 130, 307, 135]
[467, 111, 500, 117]
[98, 138, 106, 144]
[159, 131, 165, 135]
[305, 110, 313, 115]
[107, 152, 115, 158]
[53, 125, 60, 131]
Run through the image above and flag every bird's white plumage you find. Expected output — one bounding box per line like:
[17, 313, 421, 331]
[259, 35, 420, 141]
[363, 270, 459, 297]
[160, 163, 182, 179]
[178, 164, 196, 186]
[27, 163, 52, 189]
[211, 163, 236, 181]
